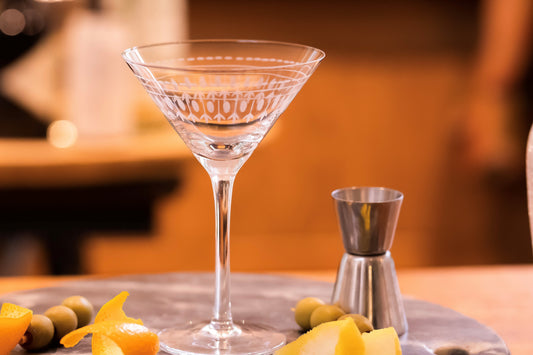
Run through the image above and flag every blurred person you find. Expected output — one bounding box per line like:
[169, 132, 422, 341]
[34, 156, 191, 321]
[459, 0, 533, 178]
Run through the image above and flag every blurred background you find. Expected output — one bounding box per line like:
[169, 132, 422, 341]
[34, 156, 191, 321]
[0, 0, 532, 275]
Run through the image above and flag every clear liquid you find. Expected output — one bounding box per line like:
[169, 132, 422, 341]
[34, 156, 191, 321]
[172, 118, 273, 161]
[150, 88, 285, 161]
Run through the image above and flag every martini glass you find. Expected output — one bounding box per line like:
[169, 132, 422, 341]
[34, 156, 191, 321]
[122, 40, 325, 354]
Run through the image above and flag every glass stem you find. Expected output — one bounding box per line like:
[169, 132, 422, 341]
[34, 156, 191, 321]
[210, 175, 236, 333]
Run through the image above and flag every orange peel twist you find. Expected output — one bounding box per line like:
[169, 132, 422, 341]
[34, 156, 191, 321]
[60, 291, 159, 355]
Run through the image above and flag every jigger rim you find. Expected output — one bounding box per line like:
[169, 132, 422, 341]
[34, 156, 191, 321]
[331, 186, 403, 203]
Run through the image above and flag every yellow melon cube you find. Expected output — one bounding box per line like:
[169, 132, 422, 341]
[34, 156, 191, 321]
[362, 327, 402, 355]
[275, 318, 365, 355]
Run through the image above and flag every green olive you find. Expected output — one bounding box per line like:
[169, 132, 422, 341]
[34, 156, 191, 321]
[294, 297, 325, 331]
[309, 304, 345, 329]
[19, 314, 55, 351]
[62, 295, 94, 327]
[338, 313, 374, 333]
[44, 305, 78, 343]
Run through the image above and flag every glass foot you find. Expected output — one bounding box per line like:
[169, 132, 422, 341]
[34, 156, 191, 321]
[159, 321, 286, 355]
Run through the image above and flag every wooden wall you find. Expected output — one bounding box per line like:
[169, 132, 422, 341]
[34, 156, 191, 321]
[84, 0, 533, 273]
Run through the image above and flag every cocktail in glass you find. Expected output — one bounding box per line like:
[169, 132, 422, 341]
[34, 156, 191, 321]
[122, 40, 325, 355]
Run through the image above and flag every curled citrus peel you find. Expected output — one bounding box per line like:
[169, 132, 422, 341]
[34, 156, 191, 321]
[60, 291, 159, 355]
[62, 321, 158, 355]
[93, 291, 143, 325]
[0, 303, 33, 355]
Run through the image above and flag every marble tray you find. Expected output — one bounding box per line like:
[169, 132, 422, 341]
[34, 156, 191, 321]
[1, 273, 509, 355]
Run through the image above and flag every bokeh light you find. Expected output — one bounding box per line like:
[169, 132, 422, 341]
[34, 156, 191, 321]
[0, 8, 26, 36]
[47, 120, 78, 148]
[22, 8, 45, 36]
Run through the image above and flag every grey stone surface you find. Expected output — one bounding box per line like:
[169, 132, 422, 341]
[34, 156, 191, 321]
[1, 273, 509, 354]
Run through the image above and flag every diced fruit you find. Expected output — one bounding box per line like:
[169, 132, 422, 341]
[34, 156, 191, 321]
[309, 304, 345, 329]
[0, 303, 33, 355]
[20, 314, 55, 351]
[275, 318, 365, 355]
[294, 297, 325, 331]
[62, 295, 94, 328]
[337, 314, 374, 333]
[61, 320, 159, 355]
[362, 327, 402, 355]
[44, 305, 78, 342]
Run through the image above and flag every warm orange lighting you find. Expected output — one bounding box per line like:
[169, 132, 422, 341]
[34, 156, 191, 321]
[47, 120, 78, 148]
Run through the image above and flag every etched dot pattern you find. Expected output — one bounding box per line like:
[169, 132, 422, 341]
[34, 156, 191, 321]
[132, 56, 313, 125]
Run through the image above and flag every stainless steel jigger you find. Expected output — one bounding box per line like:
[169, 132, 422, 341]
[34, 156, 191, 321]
[331, 186, 408, 336]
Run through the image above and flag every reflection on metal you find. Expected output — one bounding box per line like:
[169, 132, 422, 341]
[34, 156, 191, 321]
[331, 186, 408, 336]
